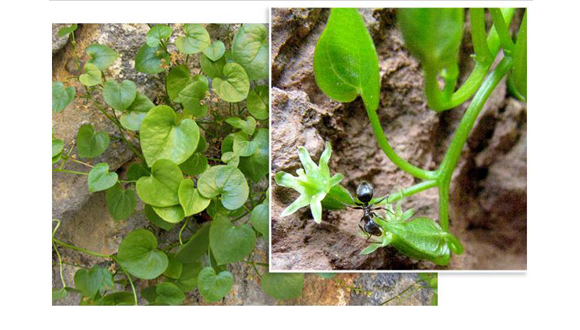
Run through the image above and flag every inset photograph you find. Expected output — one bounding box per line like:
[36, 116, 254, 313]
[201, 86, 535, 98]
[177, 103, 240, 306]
[51, 23, 435, 306]
[270, 8, 527, 271]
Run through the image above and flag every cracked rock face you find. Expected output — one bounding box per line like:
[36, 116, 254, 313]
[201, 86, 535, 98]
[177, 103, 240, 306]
[270, 8, 526, 271]
[52, 23, 431, 306]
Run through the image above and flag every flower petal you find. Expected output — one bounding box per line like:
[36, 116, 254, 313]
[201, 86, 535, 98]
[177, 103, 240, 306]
[310, 192, 326, 223]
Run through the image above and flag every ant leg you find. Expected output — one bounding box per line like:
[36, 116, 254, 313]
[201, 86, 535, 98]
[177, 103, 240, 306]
[374, 196, 387, 204]
[340, 201, 363, 210]
[371, 206, 394, 215]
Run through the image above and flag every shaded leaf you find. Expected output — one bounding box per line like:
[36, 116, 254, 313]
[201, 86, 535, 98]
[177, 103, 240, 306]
[106, 183, 136, 220]
[197, 267, 233, 302]
[86, 44, 120, 70]
[52, 82, 75, 113]
[209, 215, 256, 265]
[88, 163, 118, 193]
[116, 228, 168, 280]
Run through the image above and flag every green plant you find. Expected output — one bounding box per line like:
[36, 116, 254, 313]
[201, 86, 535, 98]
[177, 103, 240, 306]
[275, 8, 526, 266]
[51, 23, 300, 305]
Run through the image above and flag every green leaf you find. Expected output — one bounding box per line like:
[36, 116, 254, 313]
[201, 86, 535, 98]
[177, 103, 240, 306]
[146, 24, 172, 48]
[197, 165, 249, 210]
[238, 128, 269, 182]
[77, 124, 109, 158]
[246, 85, 268, 120]
[52, 138, 64, 158]
[360, 242, 384, 255]
[144, 204, 175, 230]
[200, 54, 226, 79]
[180, 152, 208, 176]
[231, 24, 268, 80]
[155, 282, 185, 305]
[135, 44, 167, 74]
[212, 62, 250, 102]
[170, 262, 202, 292]
[167, 65, 191, 101]
[79, 63, 102, 86]
[321, 184, 355, 210]
[397, 8, 464, 70]
[73, 265, 113, 298]
[250, 201, 269, 237]
[153, 204, 185, 223]
[103, 80, 137, 111]
[120, 92, 155, 131]
[140, 105, 200, 167]
[116, 228, 169, 280]
[176, 223, 210, 264]
[232, 131, 258, 157]
[88, 163, 118, 193]
[209, 215, 256, 265]
[221, 152, 239, 167]
[197, 266, 234, 302]
[57, 24, 77, 37]
[178, 81, 208, 117]
[261, 273, 303, 300]
[163, 254, 183, 279]
[385, 217, 463, 266]
[52, 82, 75, 113]
[511, 11, 527, 100]
[106, 183, 136, 220]
[179, 179, 211, 216]
[136, 159, 183, 207]
[99, 292, 134, 305]
[313, 8, 380, 111]
[126, 162, 150, 181]
[86, 44, 120, 71]
[226, 116, 256, 136]
[141, 286, 158, 303]
[176, 24, 210, 54]
[203, 40, 225, 61]
[52, 288, 68, 301]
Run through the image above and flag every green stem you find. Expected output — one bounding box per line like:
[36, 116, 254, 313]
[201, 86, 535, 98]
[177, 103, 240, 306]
[179, 218, 189, 245]
[114, 257, 138, 306]
[437, 56, 513, 231]
[61, 154, 93, 168]
[386, 180, 438, 203]
[53, 241, 66, 288]
[52, 168, 88, 176]
[52, 238, 113, 259]
[366, 108, 437, 180]
[469, 8, 492, 63]
[489, 8, 515, 53]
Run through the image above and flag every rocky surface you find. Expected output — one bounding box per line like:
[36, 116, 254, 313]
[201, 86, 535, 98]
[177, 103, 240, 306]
[270, 8, 527, 270]
[52, 23, 431, 306]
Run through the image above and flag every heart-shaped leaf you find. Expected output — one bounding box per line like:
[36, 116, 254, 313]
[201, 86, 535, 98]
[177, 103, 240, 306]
[170, 262, 203, 293]
[153, 204, 185, 223]
[77, 124, 110, 158]
[144, 204, 175, 231]
[135, 44, 167, 74]
[140, 105, 200, 167]
[203, 40, 225, 61]
[126, 162, 150, 181]
[176, 24, 210, 54]
[200, 54, 226, 79]
[233, 131, 258, 157]
[86, 44, 120, 70]
[163, 254, 183, 279]
[246, 85, 268, 120]
[52, 138, 64, 158]
[212, 62, 250, 103]
[146, 24, 172, 48]
[73, 265, 113, 298]
[180, 152, 208, 176]
[88, 163, 118, 193]
[179, 179, 211, 216]
[99, 292, 134, 305]
[116, 229, 168, 280]
[225, 116, 256, 136]
[178, 81, 208, 117]
[167, 65, 191, 101]
[103, 80, 137, 111]
[231, 24, 268, 80]
[155, 282, 185, 305]
[106, 183, 136, 220]
[209, 215, 256, 265]
[250, 201, 269, 237]
[57, 24, 77, 37]
[197, 165, 249, 210]
[261, 272, 304, 300]
[52, 82, 75, 113]
[176, 223, 210, 264]
[52, 288, 68, 301]
[238, 128, 269, 182]
[197, 266, 234, 302]
[313, 8, 380, 111]
[120, 92, 155, 131]
[136, 159, 183, 207]
[79, 63, 102, 86]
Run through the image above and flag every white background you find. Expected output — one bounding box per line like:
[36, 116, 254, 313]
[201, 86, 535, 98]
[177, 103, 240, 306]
[1, 0, 578, 329]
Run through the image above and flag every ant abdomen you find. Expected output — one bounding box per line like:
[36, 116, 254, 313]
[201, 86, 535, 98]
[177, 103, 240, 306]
[356, 181, 374, 204]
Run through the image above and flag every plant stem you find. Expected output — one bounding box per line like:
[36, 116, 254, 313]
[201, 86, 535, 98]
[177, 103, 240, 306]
[489, 8, 515, 53]
[114, 257, 138, 306]
[179, 218, 189, 245]
[52, 238, 113, 259]
[53, 241, 66, 288]
[469, 8, 492, 63]
[437, 56, 513, 231]
[52, 168, 89, 176]
[365, 108, 437, 180]
[386, 180, 438, 203]
[61, 154, 93, 168]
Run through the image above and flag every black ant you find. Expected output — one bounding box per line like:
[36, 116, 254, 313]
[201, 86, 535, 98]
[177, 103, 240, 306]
[348, 182, 391, 241]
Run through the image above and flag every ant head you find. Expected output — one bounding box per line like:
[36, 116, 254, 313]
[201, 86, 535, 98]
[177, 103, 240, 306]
[356, 181, 374, 203]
